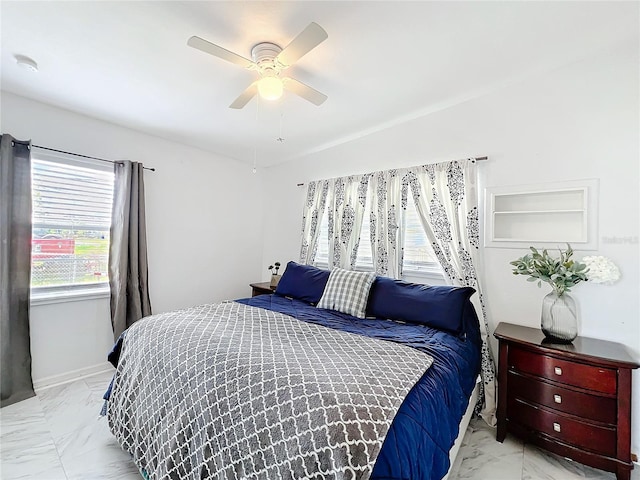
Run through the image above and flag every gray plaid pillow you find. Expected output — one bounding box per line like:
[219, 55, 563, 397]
[317, 268, 376, 318]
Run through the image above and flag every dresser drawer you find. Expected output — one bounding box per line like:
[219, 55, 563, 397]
[495, 322, 639, 480]
[508, 398, 616, 457]
[508, 371, 616, 424]
[510, 347, 616, 394]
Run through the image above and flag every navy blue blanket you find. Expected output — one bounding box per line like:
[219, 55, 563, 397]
[236, 294, 481, 480]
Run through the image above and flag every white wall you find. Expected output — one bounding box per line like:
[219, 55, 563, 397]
[28, 297, 114, 387]
[2, 33, 637, 457]
[261, 42, 640, 453]
[1, 91, 265, 387]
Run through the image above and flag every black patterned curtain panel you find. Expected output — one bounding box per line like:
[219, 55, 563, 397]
[404, 159, 496, 425]
[327, 175, 369, 270]
[369, 170, 404, 278]
[299, 179, 329, 265]
[299, 158, 497, 424]
[0, 134, 36, 407]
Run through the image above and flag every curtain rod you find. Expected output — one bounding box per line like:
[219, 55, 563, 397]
[295, 155, 488, 187]
[32, 144, 156, 172]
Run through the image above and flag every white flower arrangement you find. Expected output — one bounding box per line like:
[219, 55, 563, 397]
[581, 255, 621, 284]
[510, 245, 621, 295]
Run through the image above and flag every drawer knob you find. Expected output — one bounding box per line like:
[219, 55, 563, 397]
[554, 366, 563, 376]
[554, 394, 562, 404]
[553, 422, 561, 432]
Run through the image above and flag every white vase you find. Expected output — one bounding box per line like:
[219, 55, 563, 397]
[541, 291, 578, 343]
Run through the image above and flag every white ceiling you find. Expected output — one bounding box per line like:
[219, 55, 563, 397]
[1, 1, 637, 167]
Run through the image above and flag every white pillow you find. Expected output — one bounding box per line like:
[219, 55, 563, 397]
[316, 268, 376, 318]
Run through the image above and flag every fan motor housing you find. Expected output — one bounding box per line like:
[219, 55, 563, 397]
[251, 42, 282, 65]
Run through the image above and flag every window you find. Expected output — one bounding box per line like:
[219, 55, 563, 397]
[31, 152, 114, 297]
[401, 193, 441, 276]
[314, 193, 442, 279]
[315, 209, 330, 266]
[315, 202, 375, 269]
[355, 195, 374, 270]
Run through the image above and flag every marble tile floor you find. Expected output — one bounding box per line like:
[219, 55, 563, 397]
[1, 370, 636, 480]
[448, 417, 639, 480]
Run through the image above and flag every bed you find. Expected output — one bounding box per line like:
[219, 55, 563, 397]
[106, 262, 482, 480]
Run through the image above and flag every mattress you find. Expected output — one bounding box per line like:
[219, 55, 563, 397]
[105, 293, 481, 480]
[236, 294, 482, 480]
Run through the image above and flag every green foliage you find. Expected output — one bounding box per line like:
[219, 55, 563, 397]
[510, 244, 589, 296]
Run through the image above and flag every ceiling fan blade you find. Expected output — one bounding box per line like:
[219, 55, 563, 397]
[187, 36, 255, 69]
[282, 77, 327, 106]
[276, 22, 328, 67]
[229, 82, 259, 109]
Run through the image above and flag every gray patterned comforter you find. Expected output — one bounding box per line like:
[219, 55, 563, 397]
[108, 302, 433, 480]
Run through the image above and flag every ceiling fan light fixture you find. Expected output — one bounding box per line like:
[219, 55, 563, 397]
[257, 76, 283, 101]
[188, 22, 328, 108]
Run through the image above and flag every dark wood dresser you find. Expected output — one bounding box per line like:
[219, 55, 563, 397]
[494, 322, 638, 480]
[250, 282, 275, 297]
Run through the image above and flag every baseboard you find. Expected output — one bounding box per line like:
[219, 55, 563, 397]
[33, 362, 115, 392]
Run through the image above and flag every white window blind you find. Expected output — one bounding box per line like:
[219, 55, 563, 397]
[355, 195, 374, 270]
[31, 155, 114, 293]
[316, 207, 329, 266]
[314, 193, 442, 278]
[402, 193, 441, 274]
[314, 201, 375, 270]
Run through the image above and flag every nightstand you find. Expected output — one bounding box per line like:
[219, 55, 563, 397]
[494, 322, 638, 480]
[250, 282, 275, 297]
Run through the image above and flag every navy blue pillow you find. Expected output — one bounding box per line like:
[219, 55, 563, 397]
[366, 276, 475, 334]
[274, 261, 330, 305]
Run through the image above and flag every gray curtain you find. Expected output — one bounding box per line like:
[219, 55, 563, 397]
[0, 134, 35, 407]
[109, 160, 152, 340]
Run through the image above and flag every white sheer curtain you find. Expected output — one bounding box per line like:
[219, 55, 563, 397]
[369, 170, 404, 277]
[299, 179, 329, 265]
[404, 159, 497, 425]
[327, 175, 369, 270]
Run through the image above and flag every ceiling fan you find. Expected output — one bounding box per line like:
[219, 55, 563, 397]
[188, 22, 328, 109]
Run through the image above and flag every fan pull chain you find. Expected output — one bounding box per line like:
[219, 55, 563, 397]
[252, 94, 259, 173]
[252, 147, 257, 174]
[277, 113, 285, 143]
